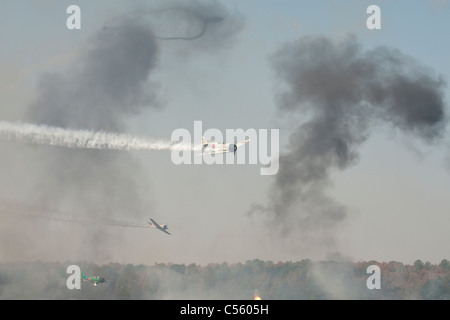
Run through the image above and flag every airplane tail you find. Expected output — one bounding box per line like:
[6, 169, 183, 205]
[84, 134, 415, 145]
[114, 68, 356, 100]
[202, 136, 208, 152]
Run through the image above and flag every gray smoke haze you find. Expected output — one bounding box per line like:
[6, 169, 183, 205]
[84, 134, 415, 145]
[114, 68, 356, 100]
[0, 0, 244, 262]
[26, 22, 160, 131]
[251, 35, 447, 247]
[18, 20, 161, 248]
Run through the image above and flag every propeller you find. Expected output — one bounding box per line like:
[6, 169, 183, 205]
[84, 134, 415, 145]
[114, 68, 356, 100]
[227, 138, 238, 155]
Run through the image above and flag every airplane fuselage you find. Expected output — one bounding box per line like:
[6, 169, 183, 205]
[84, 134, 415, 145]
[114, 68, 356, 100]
[202, 141, 237, 154]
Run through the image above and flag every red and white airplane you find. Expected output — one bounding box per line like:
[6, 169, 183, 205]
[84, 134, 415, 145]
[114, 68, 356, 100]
[201, 136, 250, 155]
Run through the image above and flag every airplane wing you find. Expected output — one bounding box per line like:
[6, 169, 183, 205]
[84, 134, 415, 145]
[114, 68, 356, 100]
[236, 139, 250, 148]
[149, 218, 171, 235]
[160, 228, 171, 235]
[149, 218, 160, 228]
[201, 149, 229, 155]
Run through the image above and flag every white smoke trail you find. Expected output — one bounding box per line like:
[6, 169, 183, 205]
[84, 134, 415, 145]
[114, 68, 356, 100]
[0, 121, 192, 151]
[42, 214, 151, 229]
[0, 202, 151, 229]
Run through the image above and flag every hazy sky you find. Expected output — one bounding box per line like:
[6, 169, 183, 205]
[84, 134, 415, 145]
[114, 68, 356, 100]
[0, 0, 449, 266]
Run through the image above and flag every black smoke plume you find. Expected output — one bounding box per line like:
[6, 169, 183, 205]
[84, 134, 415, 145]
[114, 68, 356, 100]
[251, 35, 447, 246]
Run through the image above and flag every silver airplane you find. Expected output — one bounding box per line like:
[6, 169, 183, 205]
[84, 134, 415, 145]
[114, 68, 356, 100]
[148, 218, 171, 235]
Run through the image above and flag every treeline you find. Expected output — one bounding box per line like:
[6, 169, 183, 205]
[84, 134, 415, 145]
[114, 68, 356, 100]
[0, 259, 449, 299]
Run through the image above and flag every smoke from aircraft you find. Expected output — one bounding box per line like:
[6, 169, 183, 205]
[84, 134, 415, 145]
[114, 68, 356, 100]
[104, 7, 225, 41]
[0, 121, 191, 151]
[250, 35, 447, 248]
[103, 1, 243, 46]
[0, 0, 244, 262]
[0, 202, 150, 229]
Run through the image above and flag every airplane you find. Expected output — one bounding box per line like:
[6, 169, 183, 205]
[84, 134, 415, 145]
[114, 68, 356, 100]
[201, 136, 250, 155]
[148, 218, 171, 235]
[81, 273, 106, 286]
